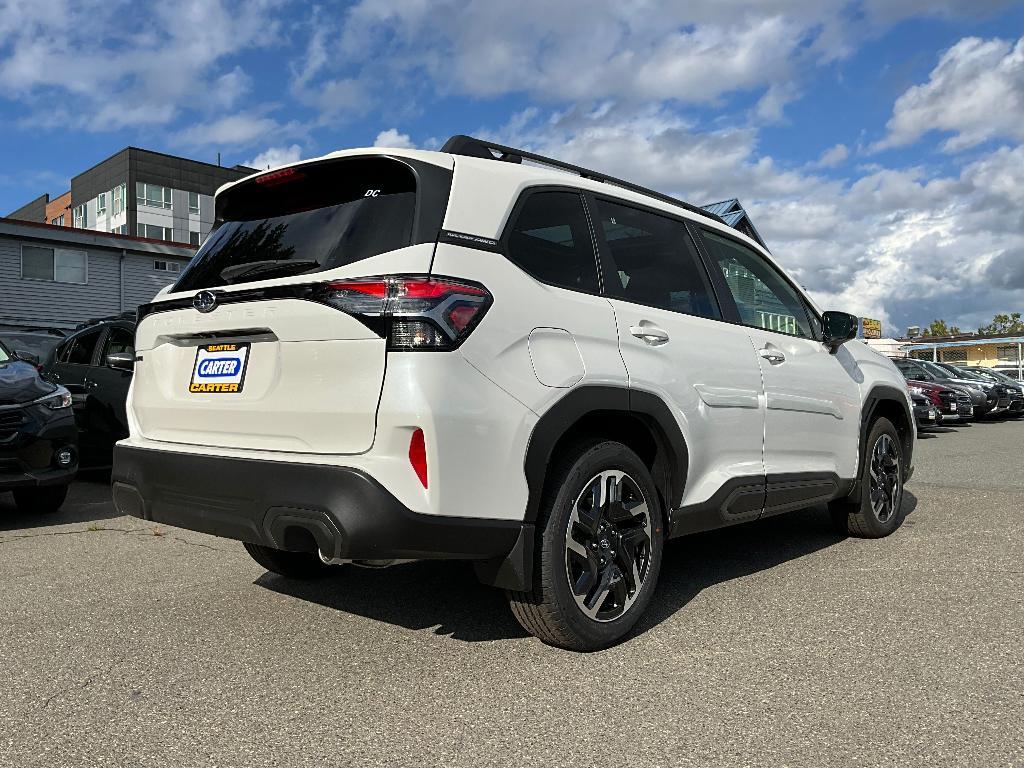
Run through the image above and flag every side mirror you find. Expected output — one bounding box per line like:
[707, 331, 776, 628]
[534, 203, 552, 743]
[106, 351, 135, 372]
[14, 350, 40, 366]
[821, 311, 859, 351]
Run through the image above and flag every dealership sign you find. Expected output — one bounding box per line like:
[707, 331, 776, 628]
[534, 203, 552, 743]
[861, 318, 882, 339]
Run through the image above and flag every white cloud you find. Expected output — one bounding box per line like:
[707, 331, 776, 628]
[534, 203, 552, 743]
[171, 112, 305, 151]
[244, 144, 303, 170]
[812, 144, 849, 168]
[0, 0, 282, 132]
[877, 36, 1024, 152]
[373, 129, 415, 148]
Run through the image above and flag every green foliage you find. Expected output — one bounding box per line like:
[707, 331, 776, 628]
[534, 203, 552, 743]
[924, 319, 961, 337]
[978, 312, 1024, 336]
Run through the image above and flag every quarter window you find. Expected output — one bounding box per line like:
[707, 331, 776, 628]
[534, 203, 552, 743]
[595, 199, 720, 320]
[505, 191, 599, 293]
[701, 229, 815, 339]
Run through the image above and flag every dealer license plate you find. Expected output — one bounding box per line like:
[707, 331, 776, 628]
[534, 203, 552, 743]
[189, 343, 251, 394]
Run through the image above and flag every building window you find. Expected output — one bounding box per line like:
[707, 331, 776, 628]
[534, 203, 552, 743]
[189, 230, 200, 247]
[51, 214, 65, 226]
[136, 182, 172, 209]
[941, 348, 968, 362]
[97, 192, 107, 217]
[110, 224, 127, 235]
[910, 349, 933, 360]
[73, 205, 85, 228]
[21, 245, 88, 284]
[112, 183, 126, 215]
[154, 260, 182, 273]
[997, 345, 1020, 363]
[188, 192, 199, 215]
[137, 223, 173, 241]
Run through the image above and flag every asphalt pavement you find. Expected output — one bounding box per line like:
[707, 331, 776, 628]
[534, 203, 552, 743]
[2, 419, 1022, 767]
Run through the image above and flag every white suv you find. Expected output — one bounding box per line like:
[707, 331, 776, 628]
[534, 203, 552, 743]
[112, 135, 914, 650]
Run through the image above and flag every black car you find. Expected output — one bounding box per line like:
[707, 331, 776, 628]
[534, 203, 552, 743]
[931, 361, 1017, 417]
[44, 316, 135, 465]
[955, 365, 1024, 417]
[911, 392, 939, 431]
[0, 328, 65, 371]
[0, 340, 77, 512]
[892, 358, 990, 418]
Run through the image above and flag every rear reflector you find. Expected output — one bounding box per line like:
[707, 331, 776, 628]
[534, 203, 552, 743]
[409, 429, 428, 488]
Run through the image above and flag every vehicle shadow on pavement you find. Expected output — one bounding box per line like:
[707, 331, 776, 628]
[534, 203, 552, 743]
[257, 492, 920, 646]
[256, 560, 530, 642]
[0, 472, 121, 532]
[633, 490, 920, 639]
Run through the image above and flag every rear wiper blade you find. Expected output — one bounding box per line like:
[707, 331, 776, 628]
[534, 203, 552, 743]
[219, 260, 320, 283]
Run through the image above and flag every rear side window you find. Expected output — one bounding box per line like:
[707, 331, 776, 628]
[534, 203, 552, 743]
[595, 199, 720, 320]
[61, 327, 103, 365]
[174, 157, 422, 291]
[505, 191, 599, 293]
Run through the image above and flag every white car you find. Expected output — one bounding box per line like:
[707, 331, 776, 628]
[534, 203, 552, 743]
[112, 135, 914, 650]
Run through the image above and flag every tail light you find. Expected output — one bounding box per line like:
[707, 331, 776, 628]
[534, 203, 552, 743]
[317, 276, 492, 351]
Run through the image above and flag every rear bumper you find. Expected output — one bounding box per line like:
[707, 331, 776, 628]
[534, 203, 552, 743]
[111, 445, 522, 562]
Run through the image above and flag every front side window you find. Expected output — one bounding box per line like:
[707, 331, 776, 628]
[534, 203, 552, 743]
[595, 199, 719, 319]
[21, 246, 87, 284]
[102, 327, 135, 358]
[63, 327, 103, 365]
[504, 191, 599, 293]
[175, 157, 422, 291]
[136, 182, 172, 209]
[701, 229, 815, 339]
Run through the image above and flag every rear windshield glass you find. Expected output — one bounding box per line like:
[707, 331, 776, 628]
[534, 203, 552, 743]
[173, 157, 418, 291]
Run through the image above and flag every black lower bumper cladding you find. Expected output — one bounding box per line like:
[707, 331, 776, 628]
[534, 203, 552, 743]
[112, 446, 521, 562]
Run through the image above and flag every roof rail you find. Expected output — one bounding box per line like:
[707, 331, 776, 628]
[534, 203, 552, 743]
[441, 135, 727, 226]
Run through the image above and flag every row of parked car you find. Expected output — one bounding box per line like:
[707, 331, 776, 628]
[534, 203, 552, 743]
[891, 356, 1024, 430]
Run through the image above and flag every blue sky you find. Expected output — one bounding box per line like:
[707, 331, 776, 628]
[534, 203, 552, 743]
[1, 0, 1023, 334]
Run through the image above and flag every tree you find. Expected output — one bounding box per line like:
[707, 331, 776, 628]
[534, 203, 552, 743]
[924, 319, 962, 337]
[978, 312, 1024, 336]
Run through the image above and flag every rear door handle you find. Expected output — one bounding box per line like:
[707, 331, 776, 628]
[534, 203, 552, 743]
[629, 324, 670, 345]
[759, 347, 786, 364]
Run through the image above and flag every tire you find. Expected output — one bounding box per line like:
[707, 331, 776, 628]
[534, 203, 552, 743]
[507, 440, 665, 651]
[12, 485, 68, 514]
[243, 542, 332, 579]
[829, 417, 906, 538]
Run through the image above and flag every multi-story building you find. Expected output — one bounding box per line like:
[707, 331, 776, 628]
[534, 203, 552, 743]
[9, 148, 256, 247]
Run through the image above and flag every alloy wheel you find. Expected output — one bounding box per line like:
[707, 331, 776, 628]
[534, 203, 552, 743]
[564, 470, 653, 622]
[869, 434, 902, 523]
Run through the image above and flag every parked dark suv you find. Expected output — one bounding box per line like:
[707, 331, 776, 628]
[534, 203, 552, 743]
[0, 339, 77, 512]
[937, 363, 1024, 417]
[44, 315, 135, 465]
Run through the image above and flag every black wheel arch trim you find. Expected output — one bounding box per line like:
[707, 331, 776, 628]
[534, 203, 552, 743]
[848, 384, 915, 505]
[522, 384, 689, 526]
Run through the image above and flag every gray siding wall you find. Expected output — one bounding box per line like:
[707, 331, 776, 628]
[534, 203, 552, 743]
[0, 228, 194, 329]
[0, 235, 120, 327]
[122, 254, 190, 309]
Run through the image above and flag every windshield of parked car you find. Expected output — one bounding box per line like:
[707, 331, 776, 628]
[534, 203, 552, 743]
[173, 157, 419, 292]
[916, 361, 955, 378]
[0, 333, 61, 360]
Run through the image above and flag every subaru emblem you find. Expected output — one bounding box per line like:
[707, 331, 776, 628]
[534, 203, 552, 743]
[193, 290, 218, 313]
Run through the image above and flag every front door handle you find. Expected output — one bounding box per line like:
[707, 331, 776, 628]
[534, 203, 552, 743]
[759, 347, 786, 364]
[629, 324, 670, 345]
